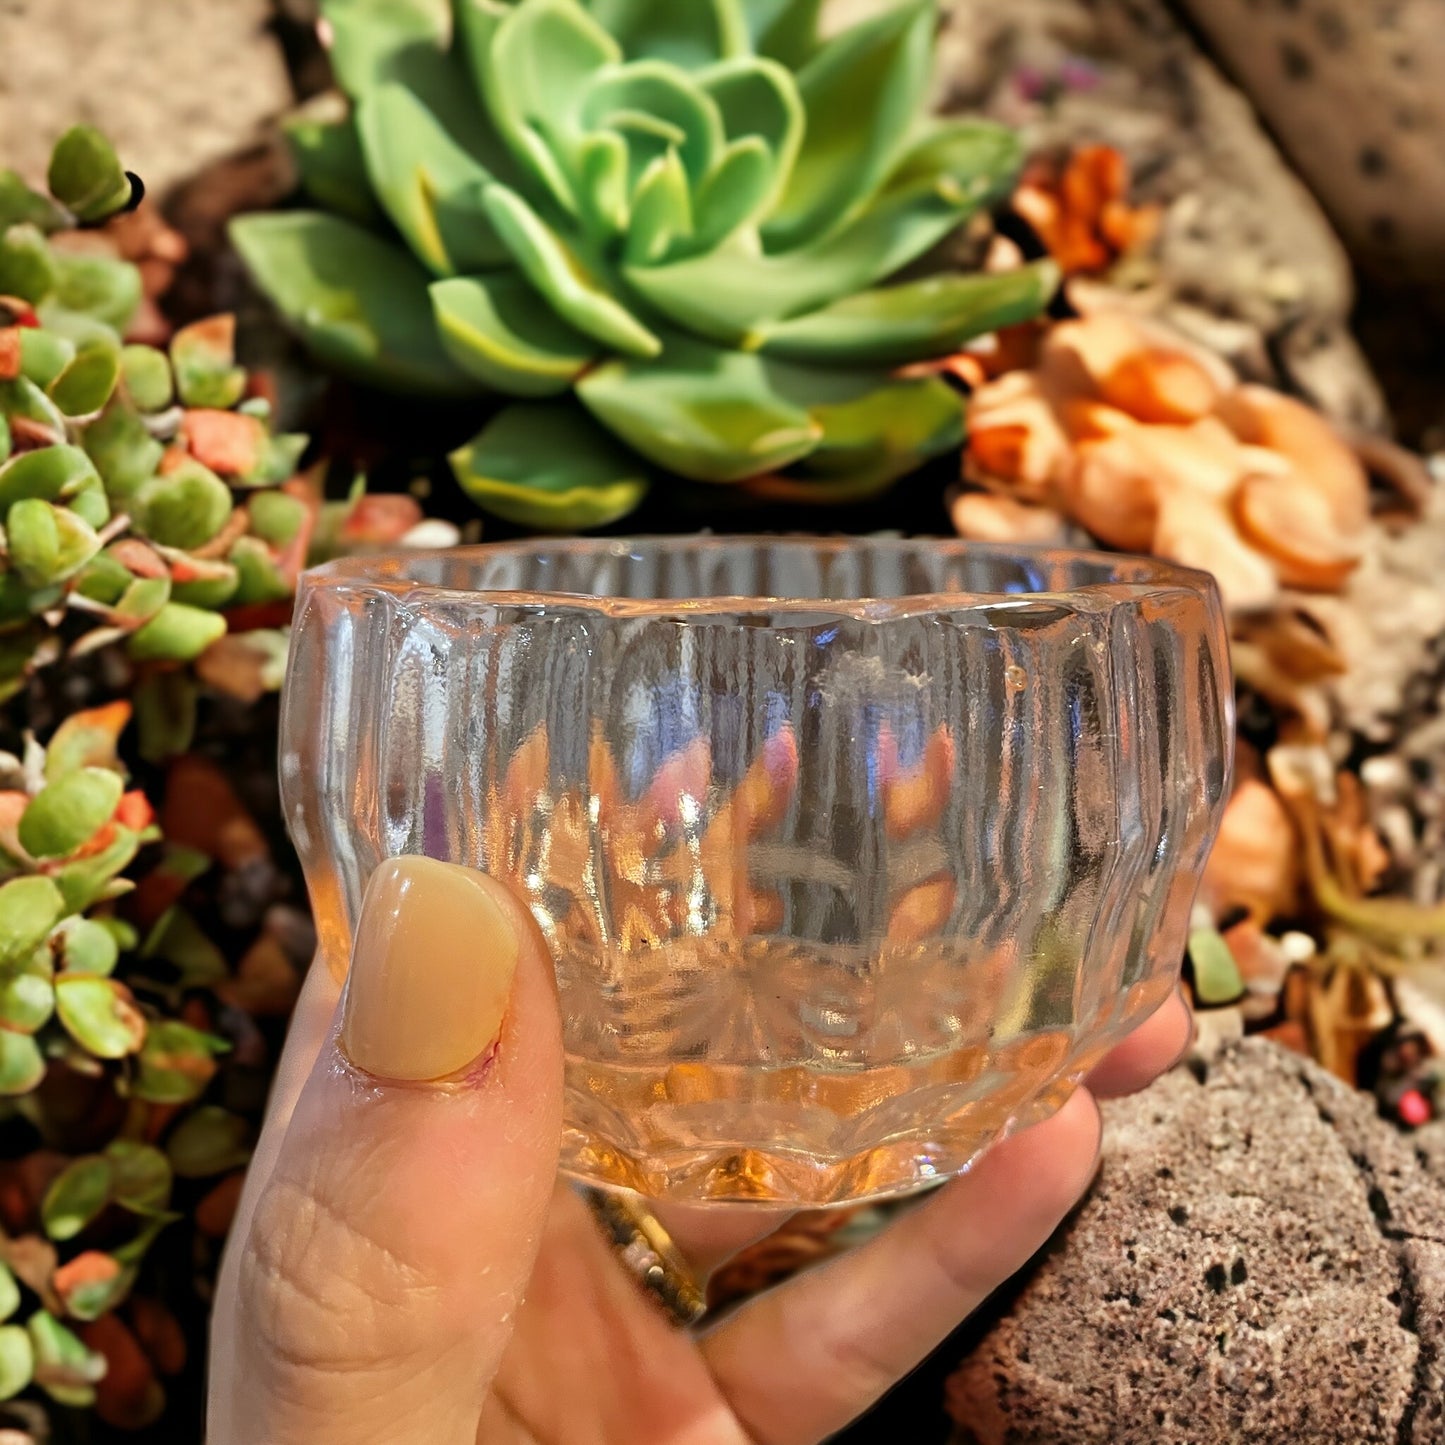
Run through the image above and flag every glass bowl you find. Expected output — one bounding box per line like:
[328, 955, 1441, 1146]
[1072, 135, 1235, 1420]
[281, 537, 1232, 1205]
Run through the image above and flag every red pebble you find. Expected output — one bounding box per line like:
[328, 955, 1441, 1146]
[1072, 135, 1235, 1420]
[1398, 1089, 1432, 1128]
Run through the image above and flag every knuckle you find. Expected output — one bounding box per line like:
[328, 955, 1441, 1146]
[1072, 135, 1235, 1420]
[811, 1321, 902, 1412]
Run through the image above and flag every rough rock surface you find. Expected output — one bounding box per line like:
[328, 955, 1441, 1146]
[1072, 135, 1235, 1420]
[947, 1039, 1445, 1444]
[0, 0, 293, 197]
[1179, 0, 1445, 293]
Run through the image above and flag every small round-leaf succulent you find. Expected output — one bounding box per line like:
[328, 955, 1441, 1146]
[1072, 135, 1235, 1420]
[0, 1323, 34, 1402]
[0, 130, 325, 711]
[28, 1310, 107, 1408]
[47, 126, 136, 226]
[232, 0, 1058, 527]
[0, 703, 247, 1421]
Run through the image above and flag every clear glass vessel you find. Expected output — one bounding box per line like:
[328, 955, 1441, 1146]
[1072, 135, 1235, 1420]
[282, 538, 1232, 1205]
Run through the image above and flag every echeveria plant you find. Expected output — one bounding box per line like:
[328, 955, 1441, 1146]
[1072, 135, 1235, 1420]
[232, 0, 1057, 526]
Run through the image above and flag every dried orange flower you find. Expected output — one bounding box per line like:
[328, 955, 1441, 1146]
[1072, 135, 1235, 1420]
[958, 312, 1372, 611]
[1012, 144, 1161, 276]
[1200, 776, 1301, 925]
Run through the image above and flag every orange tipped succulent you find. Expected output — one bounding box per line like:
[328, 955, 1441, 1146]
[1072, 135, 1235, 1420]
[956, 312, 1372, 612]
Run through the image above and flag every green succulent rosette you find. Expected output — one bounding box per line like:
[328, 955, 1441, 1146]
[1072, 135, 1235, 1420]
[232, 0, 1057, 527]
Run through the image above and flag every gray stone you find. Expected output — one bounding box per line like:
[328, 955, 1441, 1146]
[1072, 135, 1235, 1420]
[948, 1039, 1445, 1445]
[1177, 0, 1445, 293]
[0, 0, 292, 198]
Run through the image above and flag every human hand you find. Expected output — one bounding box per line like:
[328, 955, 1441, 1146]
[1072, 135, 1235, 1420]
[207, 857, 1192, 1444]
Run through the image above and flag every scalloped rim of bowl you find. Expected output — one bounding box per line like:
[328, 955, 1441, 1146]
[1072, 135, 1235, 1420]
[301, 535, 1223, 621]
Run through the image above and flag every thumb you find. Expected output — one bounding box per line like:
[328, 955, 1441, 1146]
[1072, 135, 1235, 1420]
[209, 856, 563, 1445]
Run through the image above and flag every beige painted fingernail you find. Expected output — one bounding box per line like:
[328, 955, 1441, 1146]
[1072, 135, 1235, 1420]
[341, 856, 519, 1082]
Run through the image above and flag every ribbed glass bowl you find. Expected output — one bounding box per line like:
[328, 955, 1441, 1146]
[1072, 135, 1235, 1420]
[281, 537, 1232, 1205]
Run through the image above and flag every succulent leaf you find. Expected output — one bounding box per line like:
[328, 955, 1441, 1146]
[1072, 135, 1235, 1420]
[106, 1140, 173, 1214]
[773, 369, 965, 498]
[625, 148, 693, 265]
[695, 55, 802, 211]
[169, 564, 240, 611]
[46, 126, 133, 224]
[0, 169, 67, 233]
[53, 826, 145, 914]
[574, 131, 632, 238]
[113, 577, 172, 625]
[126, 603, 227, 664]
[136, 461, 233, 550]
[169, 317, 247, 409]
[431, 273, 596, 395]
[53, 1251, 135, 1322]
[322, 0, 452, 94]
[622, 175, 975, 344]
[482, 0, 620, 213]
[284, 99, 383, 225]
[229, 212, 477, 393]
[0, 1031, 44, 1095]
[585, 0, 749, 65]
[0, 877, 65, 965]
[0, 225, 58, 305]
[27, 1312, 106, 1408]
[1, 372, 65, 433]
[0, 1263, 19, 1324]
[0, 1324, 30, 1402]
[581, 61, 725, 185]
[0, 445, 107, 531]
[18, 767, 124, 860]
[181, 409, 267, 479]
[58, 918, 121, 976]
[7, 498, 102, 587]
[480, 185, 662, 356]
[688, 137, 773, 254]
[131, 1021, 226, 1105]
[0, 962, 55, 1035]
[44, 702, 131, 779]
[119, 344, 173, 413]
[55, 974, 147, 1059]
[1188, 926, 1245, 1005]
[228, 537, 292, 606]
[42, 1156, 113, 1240]
[47, 251, 141, 332]
[757, 261, 1060, 365]
[738, 0, 822, 65]
[356, 83, 510, 273]
[82, 404, 164, 501]
[19, 329, 75, 390]
[251, 431, 311, 489]
[884, 117, 1023, 210]
[166, 1106, 252, 1178]
[47, 341, 121, 418]
[450, 402, 650, 527]
[762, 0, 933, 250]
[246, 490, 308, 548]
[577, 336, 820, 482]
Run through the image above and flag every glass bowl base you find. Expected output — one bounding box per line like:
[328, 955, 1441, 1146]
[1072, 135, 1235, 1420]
[561, 1065, 1093, 1207]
